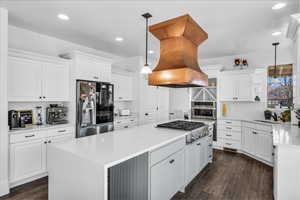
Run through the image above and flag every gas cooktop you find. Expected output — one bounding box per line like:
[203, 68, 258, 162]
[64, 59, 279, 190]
[156, 120, 206, 131]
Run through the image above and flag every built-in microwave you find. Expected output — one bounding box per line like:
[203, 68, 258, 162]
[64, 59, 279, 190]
[191, 101, 216, 120]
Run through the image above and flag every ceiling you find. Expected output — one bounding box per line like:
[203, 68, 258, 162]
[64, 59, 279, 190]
[1, 0, 299, 59]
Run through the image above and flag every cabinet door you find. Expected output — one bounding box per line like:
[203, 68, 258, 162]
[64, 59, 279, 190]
[185, 143, 198, 184]
[169, 149, 185, 196]
[151, 150, 184, 200]
[242, 127, 255, 155]
[9, 139, 46, 183]
[8, 57, 42, 101]
[42, 62, 69, 101]
[112, 74, 133, 101]
[99, 62, 111, 82]
[151, 156, 172, 200]
[156, 87, 169, 123]
[219, 75, 236, 101]
[139, 76, 157, 124]
[76, 56, 111, 82]
[256, 131, 273, 162]
[236, 74, 254, 101]
[196, 138, 207, 172]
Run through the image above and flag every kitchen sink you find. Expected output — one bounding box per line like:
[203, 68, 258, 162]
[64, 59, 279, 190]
[254, 120, 280, 124]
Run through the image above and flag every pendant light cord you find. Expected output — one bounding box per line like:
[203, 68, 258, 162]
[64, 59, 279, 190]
[272, 42, 279, 78]
[145, 16, 149, 66]
[142, 13, 152, 67]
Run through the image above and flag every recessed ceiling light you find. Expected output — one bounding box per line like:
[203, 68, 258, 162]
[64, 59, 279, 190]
[272, 31, 282, 36]
[148, 50, 154, 54]
[57, 13, 69, 21]
[272, 2, 286, 10]
[115, 37, 124, 42]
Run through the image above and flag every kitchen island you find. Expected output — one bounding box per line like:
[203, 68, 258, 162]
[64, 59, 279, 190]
[47, 122, 212, 200]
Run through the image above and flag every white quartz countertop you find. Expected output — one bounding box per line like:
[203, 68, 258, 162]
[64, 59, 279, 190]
[273, 124, 300, 146]
[50, 123, 189, 168]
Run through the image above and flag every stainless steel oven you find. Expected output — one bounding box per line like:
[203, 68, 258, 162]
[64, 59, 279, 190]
[191, 101, 216, 120]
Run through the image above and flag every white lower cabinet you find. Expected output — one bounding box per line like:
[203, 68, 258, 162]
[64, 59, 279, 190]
[242, 126, 273, 163]
[9, 139, 47, 185]
[185, 136, 209, 186]
[9, 126, 74, 187]
[255, 131, 273, 163]
[151, 149, 184, 200]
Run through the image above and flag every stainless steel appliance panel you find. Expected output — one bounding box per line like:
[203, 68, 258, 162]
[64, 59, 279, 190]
[76, 80, 114, 138]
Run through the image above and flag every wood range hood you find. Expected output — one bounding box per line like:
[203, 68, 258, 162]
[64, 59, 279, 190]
[148, 14, 208, 88]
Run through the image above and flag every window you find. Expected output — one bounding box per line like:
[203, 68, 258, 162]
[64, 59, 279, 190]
[267, 64, 293, 109]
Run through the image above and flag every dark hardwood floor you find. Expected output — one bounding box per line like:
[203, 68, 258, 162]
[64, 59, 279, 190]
[0, 150, 273, 200]
[172, 150, 273, 200]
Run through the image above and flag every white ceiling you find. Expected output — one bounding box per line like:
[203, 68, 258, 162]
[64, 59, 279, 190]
[1, 0, 299, 59]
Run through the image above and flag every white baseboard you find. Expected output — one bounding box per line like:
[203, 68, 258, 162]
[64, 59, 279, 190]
[0, 180, 9, 197]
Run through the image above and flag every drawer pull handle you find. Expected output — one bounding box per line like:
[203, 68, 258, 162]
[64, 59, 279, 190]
[225, 143, 232, 145]
[130, 120, 134, 122]
[124, 126, 129, 128]
[197, 143, 201, 146]
[252, 131, 257, 134]
[225, 122, 232, 124]
[93, 76, 99, 79]
[226, 127, 232, 129]
[58, 130, 66, 133]
[169, 159, 175, 164]
[226, 134, 232, 137]
[25, 134, 35, 138]
[44, 141, 47, 144]
[48, 140, 52, 143]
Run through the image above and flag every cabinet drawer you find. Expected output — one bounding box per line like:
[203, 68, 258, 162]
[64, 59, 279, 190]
[150, 138, 185, 166]
[10, 131, 46, 144]
[218, 120, 241, 127]
[219, 125, 241, 132]
[47, 126, 74, 137]
[221, 139, 241, 150]
[220, 130, 241, 141]
[243, 122, 272, 133]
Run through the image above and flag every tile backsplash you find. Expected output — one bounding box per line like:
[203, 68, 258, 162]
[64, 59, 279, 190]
[8, 102, 67, 125]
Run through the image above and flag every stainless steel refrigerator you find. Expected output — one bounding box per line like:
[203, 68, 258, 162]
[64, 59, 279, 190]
[76, 80, 114, 138]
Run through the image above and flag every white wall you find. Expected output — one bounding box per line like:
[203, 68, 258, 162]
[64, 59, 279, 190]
[0, 7, 9, 197]
[8, 25, 123, 61]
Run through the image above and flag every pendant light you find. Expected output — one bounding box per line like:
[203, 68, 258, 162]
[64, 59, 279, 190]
[140, 13, 153, 74]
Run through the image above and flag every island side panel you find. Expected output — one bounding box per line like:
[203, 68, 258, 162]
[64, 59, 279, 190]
[47, 145, 105, 200]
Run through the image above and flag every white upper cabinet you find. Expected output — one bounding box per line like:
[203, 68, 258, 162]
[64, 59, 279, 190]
[112, 73, 133, 101]
[42, 62, 69, 101]
[72, 52, 112, 82]
[8, 57, 43, 102]
[219, 70, 254, 102]
[8, 51, 70, 102]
